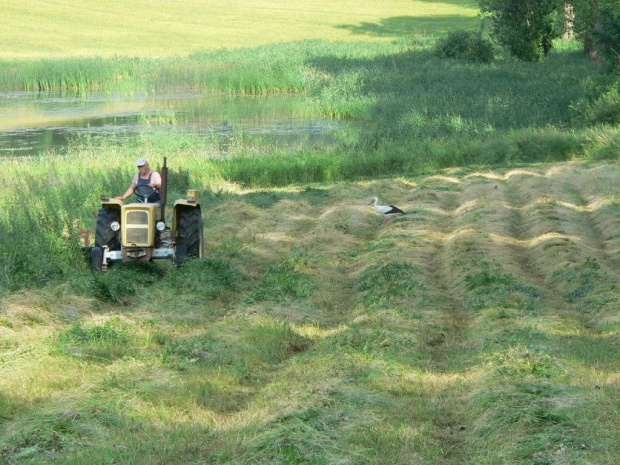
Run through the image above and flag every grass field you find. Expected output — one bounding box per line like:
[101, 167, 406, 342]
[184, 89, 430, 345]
[0, 0, 480, 59]
[1, 0, 620, 463]
[1, 162, 619, 464]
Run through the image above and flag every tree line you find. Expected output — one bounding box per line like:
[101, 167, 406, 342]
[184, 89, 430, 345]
[480, 0, 620, 69]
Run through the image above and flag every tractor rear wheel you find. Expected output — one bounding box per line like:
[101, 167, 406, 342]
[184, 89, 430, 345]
[175, 207, 202, 267]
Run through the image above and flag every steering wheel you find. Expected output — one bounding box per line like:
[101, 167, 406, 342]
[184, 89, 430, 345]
[135, 184, 156, 201]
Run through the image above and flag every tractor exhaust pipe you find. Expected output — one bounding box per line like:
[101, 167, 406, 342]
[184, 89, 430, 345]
[161, 157, 168, 218]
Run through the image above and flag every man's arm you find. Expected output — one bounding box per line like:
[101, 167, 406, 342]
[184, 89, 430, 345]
[115, 185, 135, 201]
[115, 175, 138, 201]
[148, 171, 162, 190]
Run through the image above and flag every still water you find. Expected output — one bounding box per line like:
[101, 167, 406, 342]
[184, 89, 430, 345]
[0, 91, 349, 157]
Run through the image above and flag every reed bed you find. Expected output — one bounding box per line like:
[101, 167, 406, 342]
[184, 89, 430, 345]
[0, 40, 424, 93]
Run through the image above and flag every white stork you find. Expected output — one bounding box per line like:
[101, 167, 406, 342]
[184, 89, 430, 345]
[369, 197, 405, 227]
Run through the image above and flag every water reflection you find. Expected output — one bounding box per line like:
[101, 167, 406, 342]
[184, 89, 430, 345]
[0, 91, 350, 156]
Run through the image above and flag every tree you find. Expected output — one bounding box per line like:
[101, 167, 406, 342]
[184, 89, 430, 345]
[594, 5, 620, 69]
[570, 0, 620, 70]
[570, 1, 602, 62]
[480, 0, 563, 61]
[562, 3, 575, 39]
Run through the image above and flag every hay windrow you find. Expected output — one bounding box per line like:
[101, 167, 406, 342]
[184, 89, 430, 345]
[1, 161, 619, 464]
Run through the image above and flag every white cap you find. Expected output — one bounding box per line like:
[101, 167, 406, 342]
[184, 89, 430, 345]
[136, 157, 148, 167]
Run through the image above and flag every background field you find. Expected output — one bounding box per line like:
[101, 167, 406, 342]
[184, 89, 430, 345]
[0, 0, 479, 59]
[1, 0, 619, 464]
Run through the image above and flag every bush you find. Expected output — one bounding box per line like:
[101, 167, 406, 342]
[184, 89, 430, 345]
[434, 30, 494, 63]
[480, 0, 559, 62]
[575, 84, 620, 126]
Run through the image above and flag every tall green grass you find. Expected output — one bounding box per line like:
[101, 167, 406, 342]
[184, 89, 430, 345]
[0, 40, 424, 92]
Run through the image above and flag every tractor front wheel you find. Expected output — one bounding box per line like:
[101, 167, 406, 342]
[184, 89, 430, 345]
[95, 207, 120, 250]
[91, 246, 103, 271]
[93, 207, 120, 271]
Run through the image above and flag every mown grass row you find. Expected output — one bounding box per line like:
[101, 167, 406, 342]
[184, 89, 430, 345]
[1, 164, 618, 464]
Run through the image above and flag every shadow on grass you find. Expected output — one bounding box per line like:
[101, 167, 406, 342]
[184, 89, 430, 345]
[240, 187, 332, 209]
[308, 46, 599, 146]
[336, 15, 480, 38]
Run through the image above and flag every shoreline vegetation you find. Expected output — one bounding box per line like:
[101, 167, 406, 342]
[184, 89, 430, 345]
[1, 39, 618, 159]
[1, 38, 618, 184]
[1, 2, 619, 462]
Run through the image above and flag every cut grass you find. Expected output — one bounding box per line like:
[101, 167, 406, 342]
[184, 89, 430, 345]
[1, 162, 619, 463]
[0, 2, 618, 461]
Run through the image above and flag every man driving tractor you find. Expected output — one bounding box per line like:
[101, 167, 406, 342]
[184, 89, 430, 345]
[115, 158, 162, 203]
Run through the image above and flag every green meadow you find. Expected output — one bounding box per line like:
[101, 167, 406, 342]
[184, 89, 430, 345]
[1, 1, 619, 464]
[0, 0, 480, 59]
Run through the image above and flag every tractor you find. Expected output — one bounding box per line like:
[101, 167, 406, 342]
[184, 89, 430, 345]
[90, 158, 203, 270]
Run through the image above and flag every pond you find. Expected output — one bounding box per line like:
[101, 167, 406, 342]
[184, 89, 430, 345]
[0, 91, 352, 157]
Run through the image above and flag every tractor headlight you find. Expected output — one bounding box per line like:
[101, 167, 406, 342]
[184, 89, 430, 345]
[110, 221, 120, 232]
[156, 221, 166, 232]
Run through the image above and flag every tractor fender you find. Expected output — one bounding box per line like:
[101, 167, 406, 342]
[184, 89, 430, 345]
[171, 199, 201, 239]
[100, 198, 122, 213]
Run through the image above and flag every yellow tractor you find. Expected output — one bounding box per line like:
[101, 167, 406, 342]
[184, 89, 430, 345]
[91, 158, 203, 270]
